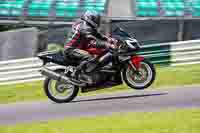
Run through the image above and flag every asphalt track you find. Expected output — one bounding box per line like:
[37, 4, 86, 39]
[0, 86, 200, 125]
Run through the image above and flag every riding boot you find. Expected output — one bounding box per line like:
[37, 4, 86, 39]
[72, 60, 93, 84]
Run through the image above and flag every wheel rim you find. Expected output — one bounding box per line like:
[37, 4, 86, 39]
[126, 62, 153, 88]
[48, 79, 75, 100]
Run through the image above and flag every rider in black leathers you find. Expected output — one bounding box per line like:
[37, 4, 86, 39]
[64, 10, 116, 83]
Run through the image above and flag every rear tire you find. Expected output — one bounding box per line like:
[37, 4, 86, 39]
[43, 69, 79, 103]
[122, 59, 156, 90]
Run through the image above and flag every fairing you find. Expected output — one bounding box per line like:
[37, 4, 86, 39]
[130, 56, 144, 69]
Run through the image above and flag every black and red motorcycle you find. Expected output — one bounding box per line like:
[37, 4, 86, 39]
[38, 26, 156, 103]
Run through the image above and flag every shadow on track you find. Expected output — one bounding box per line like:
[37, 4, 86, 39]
[72, 92, 168, 103]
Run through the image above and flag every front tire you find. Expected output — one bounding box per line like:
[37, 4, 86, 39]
[122, 59, 156, 90]
[43, 69, 79, 103]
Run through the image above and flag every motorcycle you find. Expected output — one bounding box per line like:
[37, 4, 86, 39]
[37, 26, 156, 103]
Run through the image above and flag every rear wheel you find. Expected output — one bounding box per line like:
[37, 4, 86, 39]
[44, 69, 79, 103]
[122, 60, 156, 90]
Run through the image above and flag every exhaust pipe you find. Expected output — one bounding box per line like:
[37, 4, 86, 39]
[40, 67, 84, 86]
[40, 67, 60, 80]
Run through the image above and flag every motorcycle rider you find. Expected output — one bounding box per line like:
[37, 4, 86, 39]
[64, 10, 117, 84]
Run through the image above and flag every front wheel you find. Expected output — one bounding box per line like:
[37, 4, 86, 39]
[44, 69, 79, 103]
[122, 59, 156, 90]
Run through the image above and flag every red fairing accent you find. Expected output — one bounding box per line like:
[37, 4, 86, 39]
[86, 48, 106, 55]
[131, 56, 144, 69]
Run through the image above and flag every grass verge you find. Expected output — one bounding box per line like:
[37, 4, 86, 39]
[0, 64, 200, 104]
[0, 108, 200, 133]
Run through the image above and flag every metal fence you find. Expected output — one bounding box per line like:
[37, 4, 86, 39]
[0, 39, 200, 85]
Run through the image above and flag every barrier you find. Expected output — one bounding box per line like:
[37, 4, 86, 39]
[0, 39, 200, 85]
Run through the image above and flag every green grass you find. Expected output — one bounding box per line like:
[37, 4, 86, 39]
[1, 109, 200, 133]
[0, 81, 44, 104]
[1, 64, 200, 104]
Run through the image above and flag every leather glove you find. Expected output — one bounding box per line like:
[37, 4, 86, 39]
[107, 38, 118, 49]
[108, 37, 118, 44]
